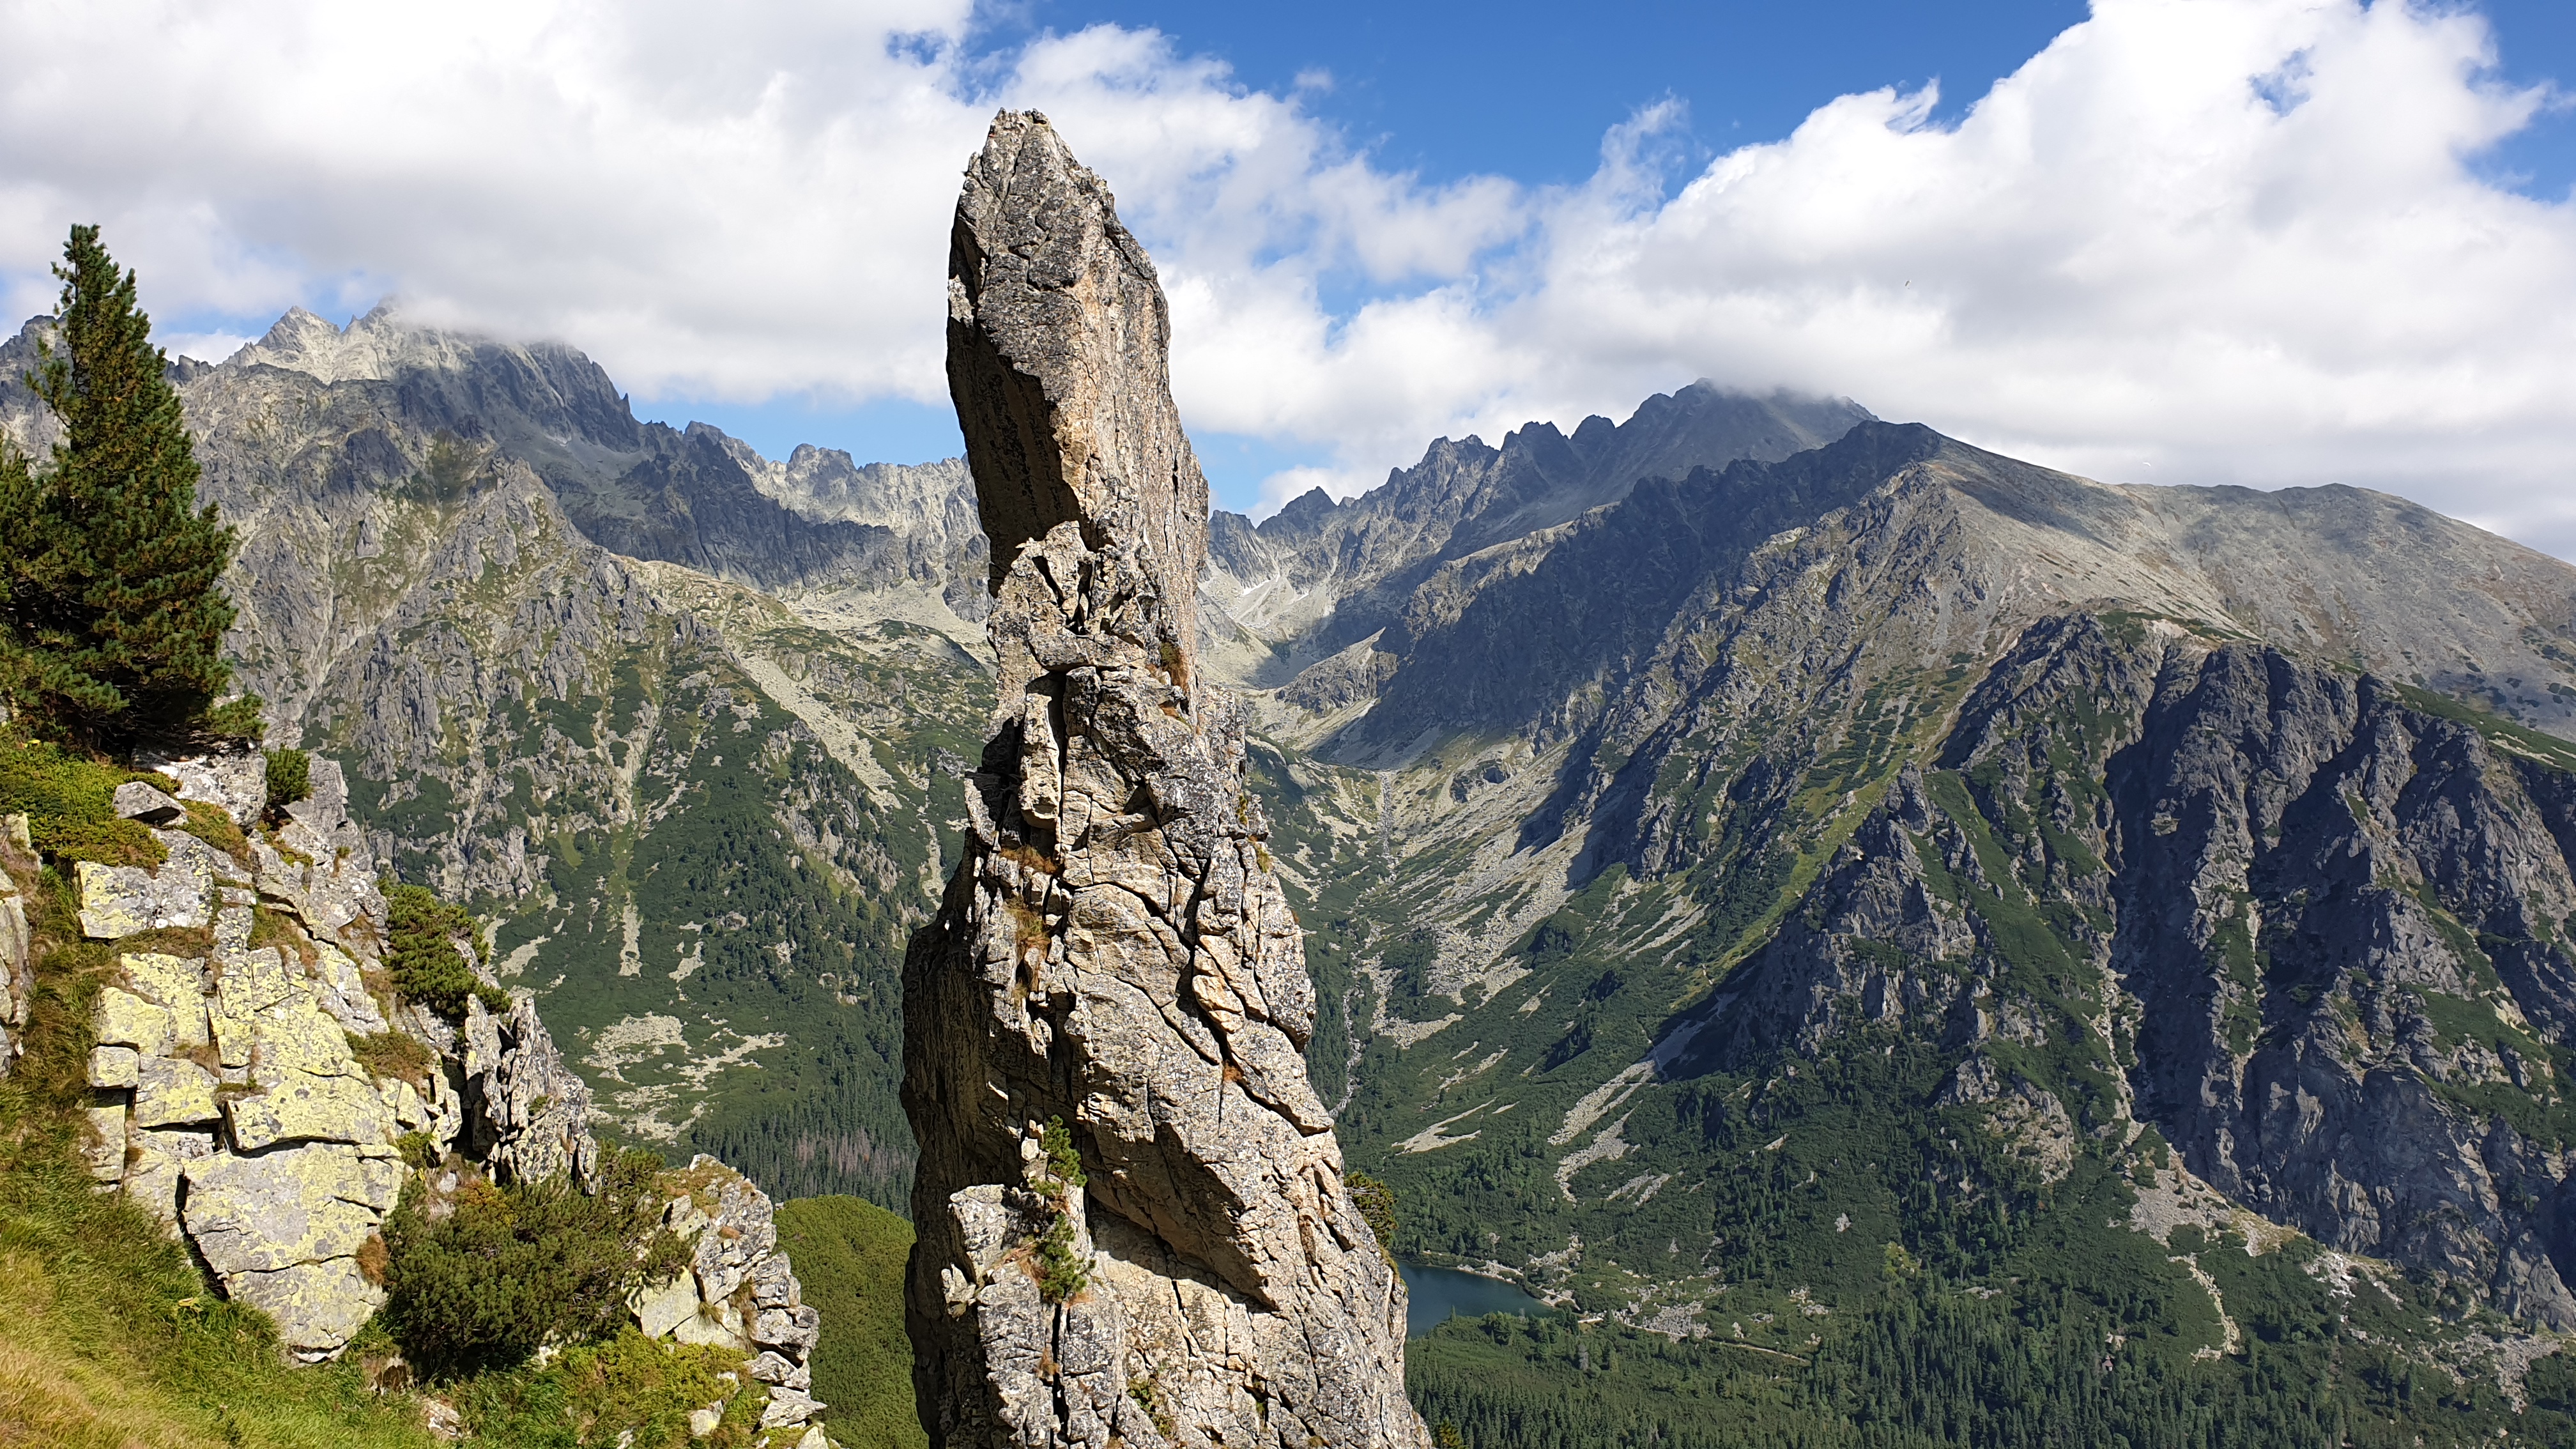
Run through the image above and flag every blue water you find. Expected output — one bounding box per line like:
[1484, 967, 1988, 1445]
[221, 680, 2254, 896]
[1400, 1263, 1551, 1337]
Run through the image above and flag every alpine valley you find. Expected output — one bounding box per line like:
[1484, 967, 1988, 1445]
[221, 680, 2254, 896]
[15, 299, 2576, 1446]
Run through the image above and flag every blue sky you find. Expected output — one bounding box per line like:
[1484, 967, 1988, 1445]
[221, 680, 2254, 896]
[648, 1, 2122, 488]
[11, 1, 2576, 551]
[634, 0, 2576, 513]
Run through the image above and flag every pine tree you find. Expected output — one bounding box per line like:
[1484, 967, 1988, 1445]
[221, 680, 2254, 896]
[0, 224, 259, 750]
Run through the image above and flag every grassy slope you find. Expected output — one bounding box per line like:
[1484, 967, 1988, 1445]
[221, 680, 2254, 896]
[774, 1196, 923, 1449]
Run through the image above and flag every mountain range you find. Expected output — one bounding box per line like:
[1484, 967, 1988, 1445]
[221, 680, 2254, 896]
[13, 300, 2576, 1441]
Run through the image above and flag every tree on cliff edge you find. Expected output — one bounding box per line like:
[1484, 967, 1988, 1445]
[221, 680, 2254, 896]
[0, 224, 259, 751]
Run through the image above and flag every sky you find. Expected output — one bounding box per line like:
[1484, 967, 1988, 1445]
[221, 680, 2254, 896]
[4, 1, 2576, 555]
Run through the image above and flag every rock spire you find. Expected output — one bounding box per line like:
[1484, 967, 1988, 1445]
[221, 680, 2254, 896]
[903, 111, 1429, 1449]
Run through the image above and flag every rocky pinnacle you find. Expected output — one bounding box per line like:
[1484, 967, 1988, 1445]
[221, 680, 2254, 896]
[903, 111, 1428, 1449]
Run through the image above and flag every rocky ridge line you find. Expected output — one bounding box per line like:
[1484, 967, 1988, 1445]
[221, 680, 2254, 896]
[902, 111, 1427, 1449]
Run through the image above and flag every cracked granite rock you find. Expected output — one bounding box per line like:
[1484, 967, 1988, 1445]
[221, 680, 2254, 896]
[41, 744, 716, 1359]
[630, 1155, 824, 1428]
[0, 845, 28, 1076]
[905, 111, 1425, 1449]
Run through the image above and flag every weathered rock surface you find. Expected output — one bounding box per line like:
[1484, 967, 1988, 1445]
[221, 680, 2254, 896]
[38, 741, 817, 1370]
[633, 1154, 827, 1429]
[905, 111, 1425, 1449]
[0, 829, 29, 1077]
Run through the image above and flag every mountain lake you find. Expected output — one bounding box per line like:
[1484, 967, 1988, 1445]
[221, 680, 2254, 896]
[1400, 1263, 1552, 1337]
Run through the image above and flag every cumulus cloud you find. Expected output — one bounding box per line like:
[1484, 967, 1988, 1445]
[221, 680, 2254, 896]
[4, 0, 2574, 556]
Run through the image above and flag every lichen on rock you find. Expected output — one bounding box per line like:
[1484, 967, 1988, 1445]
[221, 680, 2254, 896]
[49, 740, 820, 1385]
[904, 109, 1427, 1449]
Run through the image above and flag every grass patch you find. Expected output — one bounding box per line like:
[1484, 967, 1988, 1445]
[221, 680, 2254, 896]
[348, 1029, 436, 1092]
[0, 733, 169, 868]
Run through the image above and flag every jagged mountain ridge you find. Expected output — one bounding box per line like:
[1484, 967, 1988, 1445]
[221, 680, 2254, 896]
[1200, 383, 1873, 684]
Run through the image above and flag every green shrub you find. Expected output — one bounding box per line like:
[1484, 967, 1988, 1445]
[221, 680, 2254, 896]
[394, 1130, 440, 1171]
[379, 1149, 689, 1380]
[1040, 1116, 1085, 1192]
[385, 882, 507, 1020]
[1033, 1211, 1089, 1305]
[453, 1328, 762, 1449]
[0, 731, 168, 868]
[1346, 1172, 1399, 1262]
[265, 746, 312, 818]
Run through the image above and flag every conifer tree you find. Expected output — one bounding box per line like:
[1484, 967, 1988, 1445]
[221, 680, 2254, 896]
[0, 224, 259, 750]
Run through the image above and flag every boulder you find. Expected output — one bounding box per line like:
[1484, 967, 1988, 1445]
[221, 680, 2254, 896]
[183, 1146, 386, 1273]
[226, 1071, 392, 1151]
[93, 988, 176, 1055]
[759, 1388, 824, 1430]
[77, 853, 211, 937]
[249, 992, 365, 1080]
[142, 747, 266, 829]
[83, 1103, 126, 1180]
[226, 1259, 387, 1360]
[634, 1273, 699, 1340]
[87, 1045, 141, 1089]
[133, 1057, 222, 1128]
[118, 952, 211, 1045]
[0, 876, 27, 1077]
[112, 781, 187, 825]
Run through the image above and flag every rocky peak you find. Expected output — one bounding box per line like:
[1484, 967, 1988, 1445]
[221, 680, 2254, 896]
[945, 109, 1210, 683]
[903, 110, 1427, 1449]
[1195, 380, 1875, 689]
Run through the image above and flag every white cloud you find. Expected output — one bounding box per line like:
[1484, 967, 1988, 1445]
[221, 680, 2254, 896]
[162, 332, 255, 365]
[4, 0, 2575, 556]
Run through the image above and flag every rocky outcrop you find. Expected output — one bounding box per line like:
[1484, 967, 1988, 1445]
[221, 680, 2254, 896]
[63, 747, 822, 1393]
[73, 748, 452, 1356]
[903, 111, 1427, 1449]
[635, 1155, 828, 1432]
[0, 815, 32, 1077]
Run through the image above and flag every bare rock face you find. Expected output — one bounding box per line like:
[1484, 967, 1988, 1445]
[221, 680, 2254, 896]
[33, 744, 818, 1372]
[904, 111, 1427, 1449]
[943, 110, 1208, 687]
